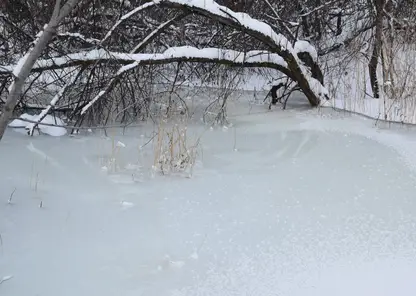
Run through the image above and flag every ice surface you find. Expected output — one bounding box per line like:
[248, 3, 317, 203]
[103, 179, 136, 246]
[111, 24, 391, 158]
[0, 275, 13, 284]
[1, 96, 416, 296]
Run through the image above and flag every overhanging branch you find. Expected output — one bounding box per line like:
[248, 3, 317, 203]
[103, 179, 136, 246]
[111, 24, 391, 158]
[153, 0, 325, 105]
[158, 0, 293, 57]
[0, 47, 290, 76]
[1, 0, 327, 109]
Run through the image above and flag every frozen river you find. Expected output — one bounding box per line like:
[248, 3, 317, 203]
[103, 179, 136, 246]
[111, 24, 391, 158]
[1, 102, 416, 296]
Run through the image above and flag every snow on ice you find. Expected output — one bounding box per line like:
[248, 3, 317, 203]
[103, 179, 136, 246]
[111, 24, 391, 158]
[9, 113, 67, 136]
[1, 95, 416, 296]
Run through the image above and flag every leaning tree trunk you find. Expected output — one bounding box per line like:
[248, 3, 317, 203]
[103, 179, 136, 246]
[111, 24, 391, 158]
[0, 0, 80, 141]
[368, 0, 385, 99]
[0, 0, 326, 120]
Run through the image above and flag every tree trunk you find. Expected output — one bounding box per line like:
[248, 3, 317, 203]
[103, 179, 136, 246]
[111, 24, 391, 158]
[368, 0, 385, 99]
[287, 57, 321, 106]
[0, 30, 58, 140]
[0, 0, 80, 141]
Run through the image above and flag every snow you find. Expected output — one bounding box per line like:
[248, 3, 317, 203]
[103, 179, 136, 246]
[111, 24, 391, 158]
[1, 0, 325, 109]
[168, 0, 292, 52]
[10, 25, 46, 79]
[101, 1, 158, 44]
[163, 0, 326, 98]
[323, 51, 416, 124]
[1, 47, 288, 77]
[1, 95, 416, 296]
[294, 40, 318, 62]
[8, 113, 36, 128]
[8, 113, 67, 136]
[25, 72, 78, 135]
[11, 52, 29, 78]
[116, 140, 126, 148]
[117, 61, 139, 74]
[57, 32, 100, 44]
[80, 47, 287, 114]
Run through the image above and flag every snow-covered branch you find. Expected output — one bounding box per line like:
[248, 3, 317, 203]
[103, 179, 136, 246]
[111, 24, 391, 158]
[26, 68, 83, 135]
[131, 13, 188, 53]
[1, 0, 328, 123]
[0, 0, 81, 141]
[159, 0, 293, 54]
[155, 0, 326, 105]
[17, 4, 179, 131]
[81, 13, 189, 115]
[57, 32, 101, 45]
[100, 1, 158, 45]
[0, 47, 289, 75]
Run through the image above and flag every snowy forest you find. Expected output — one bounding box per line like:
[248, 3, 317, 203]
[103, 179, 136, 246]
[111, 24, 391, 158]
[2, 1, 416, 295]
[1, 0, 415, 139]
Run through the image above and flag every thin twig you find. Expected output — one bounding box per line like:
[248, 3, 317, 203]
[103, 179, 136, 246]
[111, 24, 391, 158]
[0, 275, 13, 285]
[8, 188, 16, 204]
[140, 132, 158, 149]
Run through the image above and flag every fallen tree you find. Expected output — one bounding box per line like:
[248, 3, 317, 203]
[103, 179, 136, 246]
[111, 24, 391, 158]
[0, 0, 329, 140]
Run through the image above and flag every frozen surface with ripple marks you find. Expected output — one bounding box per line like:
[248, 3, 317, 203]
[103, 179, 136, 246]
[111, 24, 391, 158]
[1, 103, 416, 296]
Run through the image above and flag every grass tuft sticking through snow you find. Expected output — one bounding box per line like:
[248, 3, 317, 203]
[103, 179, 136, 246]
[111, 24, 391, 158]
[153, 119, 202, 177]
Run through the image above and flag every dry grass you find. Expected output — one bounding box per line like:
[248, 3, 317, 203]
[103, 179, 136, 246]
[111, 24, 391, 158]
[98, 129, 127, 174]
[152, 120, 201, 177]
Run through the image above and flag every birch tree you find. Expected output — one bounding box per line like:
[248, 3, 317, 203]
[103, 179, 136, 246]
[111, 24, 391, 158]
[0, 0, 81, 140]
[0, 0, 341, 139]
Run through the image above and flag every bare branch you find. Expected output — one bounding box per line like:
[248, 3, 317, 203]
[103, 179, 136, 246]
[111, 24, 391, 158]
[154, 0, 325, 106]
[0, 0, 81, 141]
[100, 1, 158, 45]
[261, 0, 296, 42]
[26, 67, 84, 135]
[0, 48, 290, 74]
[81, 13, 189, 114]
[318, 23, 374, 55]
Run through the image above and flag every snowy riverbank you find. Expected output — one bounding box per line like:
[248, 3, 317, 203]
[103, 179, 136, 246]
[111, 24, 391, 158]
[1, 102, 416, 296]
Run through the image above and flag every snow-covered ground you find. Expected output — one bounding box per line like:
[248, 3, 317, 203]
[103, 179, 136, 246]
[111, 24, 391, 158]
[1, 97, 416, 296]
